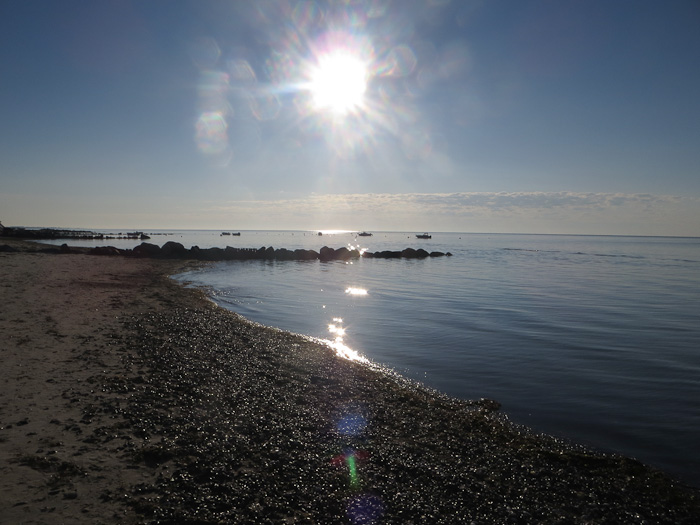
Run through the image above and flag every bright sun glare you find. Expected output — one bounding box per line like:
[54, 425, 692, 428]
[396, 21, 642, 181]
[309, 52, 368, 115]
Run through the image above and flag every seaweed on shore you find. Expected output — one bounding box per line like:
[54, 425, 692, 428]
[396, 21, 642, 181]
[16, 454, 85, 489]
[81, 305, 700, 524]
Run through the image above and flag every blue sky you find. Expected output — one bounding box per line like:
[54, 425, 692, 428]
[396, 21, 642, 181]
[1, 0, 699, 235]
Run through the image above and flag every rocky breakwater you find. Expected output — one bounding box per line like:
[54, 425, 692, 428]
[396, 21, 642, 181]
[90, 241, 453, 262]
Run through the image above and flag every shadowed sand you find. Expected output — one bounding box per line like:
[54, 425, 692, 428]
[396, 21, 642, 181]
[1, 238, 699, 523]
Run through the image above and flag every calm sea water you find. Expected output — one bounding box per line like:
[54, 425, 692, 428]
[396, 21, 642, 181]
[43, 230, 700, 486]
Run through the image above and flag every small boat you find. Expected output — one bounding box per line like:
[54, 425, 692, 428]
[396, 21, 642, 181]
[221, 232, 231, 236]
[357, 231, 373, 237]
[416, 233, 432, 239]
[231, 232, 241, 236]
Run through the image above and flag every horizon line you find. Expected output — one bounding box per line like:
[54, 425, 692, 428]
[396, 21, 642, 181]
[4, 224, 699, 240]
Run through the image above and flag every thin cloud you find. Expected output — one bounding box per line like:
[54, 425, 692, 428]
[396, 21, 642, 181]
[215, 191, 686, 214]
[203, 191, 699, 236]
[6, 190, 693, 235]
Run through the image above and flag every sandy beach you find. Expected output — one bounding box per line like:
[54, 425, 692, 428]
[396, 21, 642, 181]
[1, 238, 699, 524]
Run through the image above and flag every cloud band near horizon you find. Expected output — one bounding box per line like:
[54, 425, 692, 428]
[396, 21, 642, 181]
[2, 191, 698, 236]
[203, 191, 699, 236]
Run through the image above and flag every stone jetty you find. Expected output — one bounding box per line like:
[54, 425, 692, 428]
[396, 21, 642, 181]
[88, 241, 453, 261]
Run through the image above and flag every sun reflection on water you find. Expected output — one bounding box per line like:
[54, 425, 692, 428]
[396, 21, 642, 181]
[316, 229, 354, 235]
[313, 318, 369, 364]
[324, 336, 369, 364]
[347, 243, 369, 255]
[345, 287, 368, 296]
[328, 323, 346, 337]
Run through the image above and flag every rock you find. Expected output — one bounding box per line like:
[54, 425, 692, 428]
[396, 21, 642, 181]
[372, 250, 402, 259]
[319, 246, 335, 261]
[224, 246, 243, 260]
[161, 241, 187, 258]
[275, 248, 294, 260]
[334, 247, 352, 260]
[197, 247, 224, 260]
[89, 246, 122, 256]
[133, 242, 162, 257]
[295, 249, 319, 260]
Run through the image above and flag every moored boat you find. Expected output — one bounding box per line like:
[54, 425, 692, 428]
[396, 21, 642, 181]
[416, 233, 432, 239]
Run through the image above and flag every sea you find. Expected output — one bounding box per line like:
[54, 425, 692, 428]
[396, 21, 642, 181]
[40, 229, 700, 487]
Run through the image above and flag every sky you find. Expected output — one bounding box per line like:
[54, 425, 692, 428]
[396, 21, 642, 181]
[1, 0, 699, 236]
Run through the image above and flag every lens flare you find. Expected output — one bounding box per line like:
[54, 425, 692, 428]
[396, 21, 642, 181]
[195, 111, 230, 161]
[191, 2, 447, 165]
[347, 493, 384, 524]
[309, 51, 368, 115]
[330, 449, 370, 489]
[347, 453, 359, 488]
[337, 413, 367, 437]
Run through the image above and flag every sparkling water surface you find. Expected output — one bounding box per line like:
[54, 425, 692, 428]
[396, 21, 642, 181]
[44, 230, 700, 486]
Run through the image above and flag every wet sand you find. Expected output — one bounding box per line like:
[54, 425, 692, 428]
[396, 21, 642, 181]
[1, 238, 699, 523]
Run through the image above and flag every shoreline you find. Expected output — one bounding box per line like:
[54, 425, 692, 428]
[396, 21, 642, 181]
[1, 238, 699, 523]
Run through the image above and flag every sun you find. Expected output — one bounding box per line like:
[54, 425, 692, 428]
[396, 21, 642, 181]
[309, 52, 368, 115]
